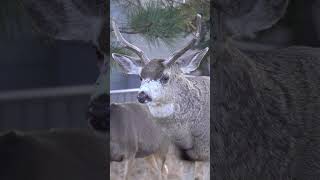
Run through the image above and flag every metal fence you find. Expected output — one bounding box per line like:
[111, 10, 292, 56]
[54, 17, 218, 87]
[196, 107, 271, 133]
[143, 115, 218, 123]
[0, 85, 94, 131]
[110, 88, 139, 103]
[0, 86, 138, 131]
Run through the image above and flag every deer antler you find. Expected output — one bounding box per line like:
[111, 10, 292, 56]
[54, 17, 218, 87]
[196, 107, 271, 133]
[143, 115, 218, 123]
[111, 19, 150, 64]
[165, 14, 202, 66]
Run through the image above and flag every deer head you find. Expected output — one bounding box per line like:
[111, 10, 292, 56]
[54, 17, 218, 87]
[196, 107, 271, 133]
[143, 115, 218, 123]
[112, 14, 208, 108]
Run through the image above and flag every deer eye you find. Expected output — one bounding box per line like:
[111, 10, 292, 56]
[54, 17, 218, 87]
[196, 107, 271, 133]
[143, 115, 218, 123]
[160, 75, 169, 84]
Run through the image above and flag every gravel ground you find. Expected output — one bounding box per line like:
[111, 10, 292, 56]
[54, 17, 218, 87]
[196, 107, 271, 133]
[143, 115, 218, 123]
[110, 145, 210, 180]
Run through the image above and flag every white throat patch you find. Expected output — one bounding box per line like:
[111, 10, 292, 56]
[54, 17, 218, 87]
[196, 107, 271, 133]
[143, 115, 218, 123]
[148, 103, 174, 118]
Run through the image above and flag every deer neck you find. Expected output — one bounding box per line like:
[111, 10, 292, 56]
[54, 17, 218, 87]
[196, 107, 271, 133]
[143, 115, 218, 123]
[148, 102, 175, 118]
[174, 76, 204, 119]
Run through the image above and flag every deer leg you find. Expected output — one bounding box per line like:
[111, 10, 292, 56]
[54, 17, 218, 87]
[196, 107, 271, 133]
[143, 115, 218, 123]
[123, 158, 135, 180]
[158, 153, 168, 180]
[161, 163, 168, 180]
[194, 161, 206, 180]
[145, 155, 163, 180]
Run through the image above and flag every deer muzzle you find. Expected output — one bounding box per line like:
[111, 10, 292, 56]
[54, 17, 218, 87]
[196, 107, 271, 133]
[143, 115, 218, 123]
[137, 91, 152, 103]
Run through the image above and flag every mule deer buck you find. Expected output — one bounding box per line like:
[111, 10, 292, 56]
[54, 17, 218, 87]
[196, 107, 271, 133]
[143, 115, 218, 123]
[111, 14, 210, 179]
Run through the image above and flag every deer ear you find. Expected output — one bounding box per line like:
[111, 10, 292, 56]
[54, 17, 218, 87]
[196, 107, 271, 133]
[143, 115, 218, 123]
[179, 47, 209, 74]
[112, 53, 142, 75]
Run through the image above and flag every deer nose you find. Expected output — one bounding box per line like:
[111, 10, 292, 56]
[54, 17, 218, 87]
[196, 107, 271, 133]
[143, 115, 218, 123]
[137, 91, 151, 103]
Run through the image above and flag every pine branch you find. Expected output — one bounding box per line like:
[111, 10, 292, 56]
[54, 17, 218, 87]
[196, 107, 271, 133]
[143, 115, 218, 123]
[127, 1, 185, 45]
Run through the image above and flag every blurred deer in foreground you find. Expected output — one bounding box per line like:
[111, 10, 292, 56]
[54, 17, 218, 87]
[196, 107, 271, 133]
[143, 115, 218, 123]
[211, 1, 320, 179]
[112, 14, 210, 179]
[110, 103, 170, 180]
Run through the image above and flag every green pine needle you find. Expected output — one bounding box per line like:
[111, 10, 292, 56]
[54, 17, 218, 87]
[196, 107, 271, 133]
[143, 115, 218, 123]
[128, 1, 185, 45]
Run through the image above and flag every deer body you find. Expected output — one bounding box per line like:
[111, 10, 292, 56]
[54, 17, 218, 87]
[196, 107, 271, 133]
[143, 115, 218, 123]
[152, 75, 210, 160]
[110, 103, 169, 161]
[110, 103, 169, 180]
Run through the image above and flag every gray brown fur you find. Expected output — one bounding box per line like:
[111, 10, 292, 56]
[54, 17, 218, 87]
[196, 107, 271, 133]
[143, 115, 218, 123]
[155, 72, 210, 161]
[110, 102, 169, 162]
[140, 59, 166, 80]
[211, 41, 320, 180]
[212, 1, 320, 179]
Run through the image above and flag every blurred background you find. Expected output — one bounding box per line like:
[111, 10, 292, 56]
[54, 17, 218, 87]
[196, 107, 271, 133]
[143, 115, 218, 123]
[0, 39, 98, 130]
[0, 0, 101, 130]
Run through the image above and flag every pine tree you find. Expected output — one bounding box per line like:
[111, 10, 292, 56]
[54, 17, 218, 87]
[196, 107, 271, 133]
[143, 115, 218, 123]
[111, 0, 210, 73]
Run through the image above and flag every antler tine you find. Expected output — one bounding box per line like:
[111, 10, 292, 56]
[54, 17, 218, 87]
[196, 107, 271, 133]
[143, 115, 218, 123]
[111, 19, 150, 64]
[165, 14, 202, 65]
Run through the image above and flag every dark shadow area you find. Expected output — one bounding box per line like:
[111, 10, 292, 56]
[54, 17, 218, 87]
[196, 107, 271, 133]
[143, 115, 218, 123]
[0, 24, 100, 131]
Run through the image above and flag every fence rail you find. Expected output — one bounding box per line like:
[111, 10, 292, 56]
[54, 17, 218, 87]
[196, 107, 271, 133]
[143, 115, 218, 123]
[0, 85, 94, 101]
[0, 86, 138, 131]
[110, 88, 139, 103]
